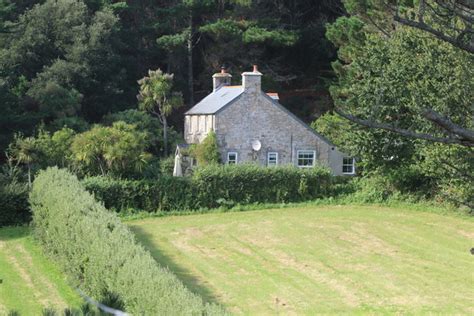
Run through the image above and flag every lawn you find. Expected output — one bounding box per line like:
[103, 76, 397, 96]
[129, 205, 474, 315]
[0, 227, 82, 315]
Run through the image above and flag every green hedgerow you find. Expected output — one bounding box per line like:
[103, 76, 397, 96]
[83, 164, 337, 213]
[30, 167, 226, 315]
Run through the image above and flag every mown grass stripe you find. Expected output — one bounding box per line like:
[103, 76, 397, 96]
[129, 205, 474, 314]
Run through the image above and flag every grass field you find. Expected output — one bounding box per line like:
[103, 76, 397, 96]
[0, 227, 82, 315]
[129, 205, 474, 314]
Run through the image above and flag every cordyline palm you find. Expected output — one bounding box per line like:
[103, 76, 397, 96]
[9, 135, 37, 187]
[137, 69, 183, 156]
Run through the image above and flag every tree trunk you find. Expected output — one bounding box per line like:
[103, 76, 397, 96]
[98, 160, 106, 177]
[162, 115, 168, 156]
[187, 9, 194, 107]
[27, 163, 31, 188]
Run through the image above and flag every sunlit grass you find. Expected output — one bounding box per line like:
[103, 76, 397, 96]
[0, 227, 82, 315]
[130, 205, 474, 314]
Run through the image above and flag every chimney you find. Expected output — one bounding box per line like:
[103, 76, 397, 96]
[212, 66, 232, 92]
[242, 64, 262, 93]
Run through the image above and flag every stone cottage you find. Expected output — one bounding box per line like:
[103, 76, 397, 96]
[174, 66, 355, 176]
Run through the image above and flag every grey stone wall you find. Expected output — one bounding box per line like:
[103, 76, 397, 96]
[214, 89, 348, 175]
[184, 114, 215, 144]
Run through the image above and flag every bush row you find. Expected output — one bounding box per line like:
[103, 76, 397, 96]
[30, 167, 225, 315]
[84, 164, 341, 212]
[82, 175, 194, 212]
[193, 164, 333, 207]
[0, 183, 30, 226]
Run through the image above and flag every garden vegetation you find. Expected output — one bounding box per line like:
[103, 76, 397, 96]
[30, 167, 226, 315]
[83, 164, 338, 213]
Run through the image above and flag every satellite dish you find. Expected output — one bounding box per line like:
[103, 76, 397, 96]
[251, 139, 261, 151]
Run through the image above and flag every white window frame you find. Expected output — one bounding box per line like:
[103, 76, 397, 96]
[267, 152, 278, 166]
[227, 152, 238, 164]
[297, 150, 316, 168]
[342, 157, 355, 174]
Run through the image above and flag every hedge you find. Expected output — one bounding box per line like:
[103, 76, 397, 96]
[82, 176, 195, 212]
[193, 164, 333, 208]
[30, 167, 226, 315]
[84, 164, 336, 212]
[0, 183, 30, 226]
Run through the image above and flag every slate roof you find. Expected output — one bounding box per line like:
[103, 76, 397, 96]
[185, 86, 243, 115]
[185, 86, 280, 115]
[184, 84, 335, 146]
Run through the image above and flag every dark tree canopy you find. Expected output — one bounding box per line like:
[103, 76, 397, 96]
[328, 0, 474, 147]
[0, 0, 344, 159]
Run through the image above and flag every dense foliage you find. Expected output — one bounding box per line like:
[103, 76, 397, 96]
[137, 69, 183, 156]
[71, 121, 152, 177]
[30, 167, 225, 315]
[314, 1, 474, 209]
[102, 109, 181, 156]
[83, 175, 194, 212]
[84, 164, 336, 212]
[0, 181, 29, 226]
[0, 0, 342, 159]
[191, 130, 220, 166]
[1, 0, 471, 213]
[193, 164, 333, 207]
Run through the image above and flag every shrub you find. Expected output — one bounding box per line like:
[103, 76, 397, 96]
[192, 164, 333, 208]
[70, 122, 152, 177]
[159, 155, 176, 176]
[30, 167, 225, 315]
[102, 109, 182, 156]
[83, 176, 195, 212]
[83, 164, 336, 213]
[191, 131, 220, 166]
[348, 175, 397, 203]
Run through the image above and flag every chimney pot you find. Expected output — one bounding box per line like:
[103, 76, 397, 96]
[212, 67, 232, 92]
[242, 65, 262, 93]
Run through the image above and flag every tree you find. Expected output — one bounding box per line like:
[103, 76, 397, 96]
[420, 143, 474, 209]
[0, 0, 123, 123]
[6, 127, 77, 186]
[137, 69, 183, 156]
[327, 1, 474, 147]
[71, 122, 152, 177]
[348, 0, 474, 54]
[156, 0, 215, 107]
[34, 127, 76, 169]
[8, 134, 38, 186]
[321, 5, 473, 207]
[102, 109, 182, 156]
[0, 0, 14, 34]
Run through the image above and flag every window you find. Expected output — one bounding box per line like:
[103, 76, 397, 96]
[227, 152, 238, 164]
[297, 150, 315, 167]
[342, 157, 355, 174]
[267, 152, 278, 166]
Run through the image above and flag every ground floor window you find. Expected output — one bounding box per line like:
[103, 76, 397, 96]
[227, 152, 238, 164]
[297, 150, 315, 167]
[267, 152, 278, 166]
[342, 157, 355, 174]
